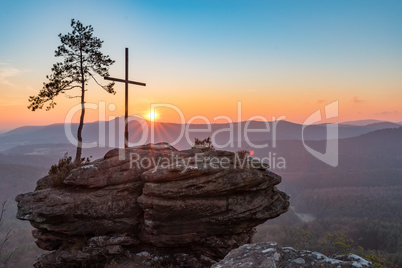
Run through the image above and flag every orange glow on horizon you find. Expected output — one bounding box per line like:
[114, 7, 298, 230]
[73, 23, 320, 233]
[1, 81, 402, 133]
[146, 111, 158, 121]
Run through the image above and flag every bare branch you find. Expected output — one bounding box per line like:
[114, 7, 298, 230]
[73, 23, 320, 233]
[0, 201, 5, 226]
[62, 85, 82, 91]
[64, 94, 81, 99]
[88, 71, 115, 94]
[0, 229, 12, 253]
[88, 71, 103, 87]
[1, 247, 18, 267]
[0, 200, 18, 267]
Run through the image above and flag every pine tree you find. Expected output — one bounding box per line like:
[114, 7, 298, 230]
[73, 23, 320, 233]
[28, 19, 115, 164]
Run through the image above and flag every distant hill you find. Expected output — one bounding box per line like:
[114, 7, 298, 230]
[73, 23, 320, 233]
[1, 118, 400, 152]
[1, 119, 401, 194]
[341, 119, 389, 126]
[265, 127, 402, 192]
[0, 153, 56, 168]
[2, 125, 400, 189]
[2, 143, 111, 164]
[363, 121, 401, 130]
[0, 162, 47, 201]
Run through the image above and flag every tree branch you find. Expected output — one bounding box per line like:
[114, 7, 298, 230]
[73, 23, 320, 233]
[62, 85, 82, 91]
[88, 71, 115, 94]
[64, 94, 81, 99]
[0, 201, 5, 226]
[0, 200, 18, 267]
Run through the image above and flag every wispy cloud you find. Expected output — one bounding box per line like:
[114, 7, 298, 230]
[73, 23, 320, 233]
[240, 89, 258, 92]
[376, 110, 401, 116]
[25, 85, 38, 92]
[0, 94, 27, 107]
[351, 96, 365, 104]
[0, 67, 21, 86]
[0, 64, 28, 86]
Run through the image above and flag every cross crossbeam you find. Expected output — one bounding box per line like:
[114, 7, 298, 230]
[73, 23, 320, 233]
[104, 76, 146, 87]
[104, 48, 146, 148]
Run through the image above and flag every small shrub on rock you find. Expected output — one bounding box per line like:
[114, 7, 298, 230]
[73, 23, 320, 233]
[37, 153, 92, 189]
[48, 153, 76, 186]
[192, 137, 215, 152]
[236, 150, 250, 159]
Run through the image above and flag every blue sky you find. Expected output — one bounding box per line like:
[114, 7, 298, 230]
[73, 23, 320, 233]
[0, 0, 401, 131]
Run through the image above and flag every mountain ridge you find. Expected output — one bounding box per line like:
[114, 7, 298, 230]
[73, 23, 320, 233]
[1, 118, 400, 152]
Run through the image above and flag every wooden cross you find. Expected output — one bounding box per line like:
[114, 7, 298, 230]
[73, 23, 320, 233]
[104, 48, 146, 148]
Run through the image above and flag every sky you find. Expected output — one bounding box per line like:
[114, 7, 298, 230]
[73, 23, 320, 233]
[0, 0, 401, 132]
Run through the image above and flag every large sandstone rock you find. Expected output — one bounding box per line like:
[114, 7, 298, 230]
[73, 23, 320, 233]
[16, 143, 290, 267]
[212, 242, 374, 268]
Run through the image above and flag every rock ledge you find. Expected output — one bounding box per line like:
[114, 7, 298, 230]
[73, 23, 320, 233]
[16, 143, 289, 267]
[212, 242, 373, 268]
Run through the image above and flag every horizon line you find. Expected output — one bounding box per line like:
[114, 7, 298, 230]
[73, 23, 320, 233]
[1, 118, 401, 135]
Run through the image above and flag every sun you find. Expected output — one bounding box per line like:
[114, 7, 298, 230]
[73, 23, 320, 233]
[147, 111, 158, 120]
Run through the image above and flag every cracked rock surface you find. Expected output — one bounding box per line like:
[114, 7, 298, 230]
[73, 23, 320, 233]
[212, 242, 374, 268]
[16, 143, 290, 267]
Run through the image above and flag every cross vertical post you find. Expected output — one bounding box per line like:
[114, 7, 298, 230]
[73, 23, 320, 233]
[104, 48, 146, 148]
[125, 48, 129, 148]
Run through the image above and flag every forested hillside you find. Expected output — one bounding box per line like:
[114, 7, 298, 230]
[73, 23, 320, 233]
[253, 128, 402, 267]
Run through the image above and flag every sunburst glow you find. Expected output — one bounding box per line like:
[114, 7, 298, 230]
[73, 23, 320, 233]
[147, 111, 158, 120]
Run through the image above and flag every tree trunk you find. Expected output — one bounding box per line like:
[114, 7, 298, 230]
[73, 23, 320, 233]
[74, 83, 85, 165]
[74, 51, 85, 165]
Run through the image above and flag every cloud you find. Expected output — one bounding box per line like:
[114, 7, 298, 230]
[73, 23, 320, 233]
[351, 96, 365, 104]
[376, 110, 401, 116]
[0, 66, 22, 86]
[0, 100, 26, 107]
[317, 99, 327, 104]
[240, 89, 258, 92]
[25, 85, 38, 92]
[0, 64, 29, 87]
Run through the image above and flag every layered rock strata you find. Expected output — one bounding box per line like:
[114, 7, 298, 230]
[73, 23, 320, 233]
[16, 143, 289, 267]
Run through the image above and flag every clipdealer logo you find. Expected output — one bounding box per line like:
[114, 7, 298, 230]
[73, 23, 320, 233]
[302, 101, 339, 167]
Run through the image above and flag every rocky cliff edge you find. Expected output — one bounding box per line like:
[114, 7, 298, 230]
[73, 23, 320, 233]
[16, 143, 289, 267]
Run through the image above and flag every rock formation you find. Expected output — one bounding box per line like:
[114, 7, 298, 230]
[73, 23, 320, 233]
[212, 242, 374, 268]
[16, 143, 290, 267]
